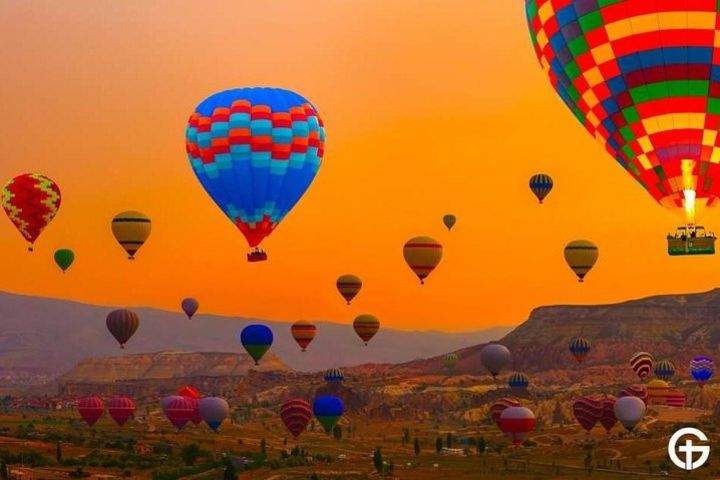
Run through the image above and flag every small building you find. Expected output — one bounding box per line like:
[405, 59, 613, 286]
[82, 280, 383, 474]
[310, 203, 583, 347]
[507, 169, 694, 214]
[440, 447, 465, 456]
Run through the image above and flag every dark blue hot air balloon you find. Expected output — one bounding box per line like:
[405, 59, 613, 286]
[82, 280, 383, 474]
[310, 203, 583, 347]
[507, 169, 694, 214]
[529, 174, 553, 204]
[313, 395, 344, 433]
[240, 324, 273, 365]
[690, 356, 714, 387]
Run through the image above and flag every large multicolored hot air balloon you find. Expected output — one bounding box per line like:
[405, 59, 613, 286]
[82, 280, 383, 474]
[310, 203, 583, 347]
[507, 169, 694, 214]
[336, 274, 362, 305]
[665, 389, 687, 408]
[654, 359, 676, 381]
[508, 372, 529, 392]
[165, 396, 195, 431]
[629, 352, 654, 380]
[291, 320, 316, 352]
[78, 396, 104, 427]
[564, 240, 598, 282]
[313, 396, 344, 434]
[618, 385, 649, 405]
[529, 174, 553, 204]
[185, 87, 325, 262]
[490, 398, 522, 426]
[526, 0, 720, 226]
[181, 298, 199, 319]
[324, 368, 344, 383]
[240, 324, 273, 364]
[107, 396, 135, 427]
[569, 337, 591, 363]
[480, 344, 512, 379]
[573, 396, 602, 433]
[691, 356, 714, 387]
[106, 309, 139, 349]
[54, 249, 74, 273]
[280, 398, 313, 439]
[442, 214, 456, 231]
[2, 173, 61, 251]
[614, 396, 646, 432]
[498, 406, 536, 445]
[199, 397, 229, 432]
[111, 211, 151, 260]
[599, 396, 617, 434]
[443, 353, 459, 371]
[403, 236, 443, 284]
[353, 314, 379, 345]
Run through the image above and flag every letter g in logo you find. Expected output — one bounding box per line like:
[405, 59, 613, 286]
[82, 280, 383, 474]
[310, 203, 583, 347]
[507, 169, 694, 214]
[668, 427, 710, 471]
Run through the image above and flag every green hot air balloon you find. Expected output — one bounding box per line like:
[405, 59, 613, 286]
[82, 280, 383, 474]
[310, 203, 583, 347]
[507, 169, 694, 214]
[54, 249, 75, 273]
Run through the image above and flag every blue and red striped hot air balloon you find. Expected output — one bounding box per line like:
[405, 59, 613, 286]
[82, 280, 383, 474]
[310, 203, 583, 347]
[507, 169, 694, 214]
[185, 87, 325, 262]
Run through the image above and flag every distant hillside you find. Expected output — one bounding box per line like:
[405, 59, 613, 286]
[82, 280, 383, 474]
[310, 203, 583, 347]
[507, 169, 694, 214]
[395, 289, 720, 378]
[0, 291, 510, 378]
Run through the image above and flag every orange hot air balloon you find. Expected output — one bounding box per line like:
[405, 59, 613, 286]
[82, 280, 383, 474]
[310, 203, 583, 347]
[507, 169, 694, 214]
[403, 236, 442, 284]
[353, 314, 379, 345]
[291, 320, 317, 352]
[336, 274, 362, 305]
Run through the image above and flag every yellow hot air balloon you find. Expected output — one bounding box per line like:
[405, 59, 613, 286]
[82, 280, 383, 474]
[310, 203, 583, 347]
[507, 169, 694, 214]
[403, 236, 443, 285]
[563, 240, 598, 283]
[112, 211, 152, 260]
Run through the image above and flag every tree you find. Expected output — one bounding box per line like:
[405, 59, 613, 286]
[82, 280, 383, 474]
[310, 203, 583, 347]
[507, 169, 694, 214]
[552, 401, 565, 425]
[435, 437, 442, 453]
[260, 438, 267, 458]
[0, 462, 8, 480]
[180, 443, 203, 466]
[223, 458, 237, 480]
[373, 447, 383, 474]
[477, 437, 486, 455]
[56, 440, 63, 463]
[402, 428, 410, 444]
[414, 437, 420, 456]
[446, 432, 453, 449]
[333, 425, 342, 441]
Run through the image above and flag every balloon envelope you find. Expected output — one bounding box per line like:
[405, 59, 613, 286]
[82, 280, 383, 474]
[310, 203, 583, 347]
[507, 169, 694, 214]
[569, 337, 591, 364]
[529, 174, 553, 204]
[654, 359, 675, 381]
[443, 353, 458, 371]
[629, 352, 654, 380]
[106, 309, 139, 349]
[280, 398, 313, 438]
[313, 395, 344, 433]
[111, 211, 151, 260]
[2, 173, 61, 250]
[240, 324, 273, 364]
[353, 314, 380, 345]
[199, 397, 230, 432]
[498, 406, 536, 445]
[181, 298, 199, 319]
[573, 396, 602, 432]
[490, 398, 521, 426]
[324, 368, 344, 383]
[403, 236, 443, 284]
[107, 396, 135, 427]
[78, 396, 104, 427]
[54, 249, 75, 273]
[480, 344, 511, 378]
[614, 396, 646, 432]
[165, 397, 195, 431]
[599, 396, 618, 433]
[336, 274, 362, 305]
[508, 372, 529, 392]
[564, 240, 598, 282]
[291, 320, 316, 352]
[690, 356, 714, 385]
[442, 214, 456, 231]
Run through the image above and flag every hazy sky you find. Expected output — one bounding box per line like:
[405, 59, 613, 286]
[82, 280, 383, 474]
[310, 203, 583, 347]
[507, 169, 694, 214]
[0, 1, 716, 331]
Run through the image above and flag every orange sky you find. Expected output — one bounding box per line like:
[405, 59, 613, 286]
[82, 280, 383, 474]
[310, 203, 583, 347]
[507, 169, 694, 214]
[1, 1, 718, 332]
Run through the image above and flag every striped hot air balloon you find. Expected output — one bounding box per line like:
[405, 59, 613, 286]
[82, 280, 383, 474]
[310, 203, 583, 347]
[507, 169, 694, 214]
[599, 395, 617, 434]
[647, 379, 670, 404]
[111, 211, 151, 260]
[665, 389, 687, 408]
[529, 174, 553, 204]
[165, 396, 195, 431]
[403, 236, 443, 284]
[2, 173, 61, 251]
[490, 398, 522, 426]
[572, 396, 603, 433]
[498, 407, 536, 445]
[508, 372, 529, 392]
[106, 309, 139, 349]
[564, 240, 598, 282]
[291, 320, 317, 352]
[618, 385, 649, 405]
[107, 396, 136, 427]
[654, 359, 676, 381]
[336, 274, 362, 305]
[324, 368, 344, 383]
[443, 353, 459, 371]
[569, 337, 591, 363]
[78, 396, 104, 427]
[280, 398, 313, 439]
[353, 314, 379, 345]
[690, 356, 714, 387]
[629, 352, 654, 380]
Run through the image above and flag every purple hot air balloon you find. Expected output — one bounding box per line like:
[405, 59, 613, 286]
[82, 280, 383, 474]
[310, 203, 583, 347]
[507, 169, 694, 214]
[181, 298, 199, 319]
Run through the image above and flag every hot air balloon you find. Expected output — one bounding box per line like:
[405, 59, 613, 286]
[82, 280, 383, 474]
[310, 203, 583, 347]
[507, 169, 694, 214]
[665, 389, 687, 408]
[313, 395, 344, 434]
[54, 249, 74, 273]
[199, 397, 229, 432]
[690, 356, 714, 387]
[403, 236, 443, 284]
[480, 344, 511, 379]
[490, 398, 522, 426]
[240, 324, 273, 364]
[442, 214, 456, 231]
[111, 211, 151, 260]
[178, 385, 200, 399]
[614, 396, 646, 432]
[189, 397, 202, 426]
[572, 396, 603, 433]
[165, 396, 195, 431]
[443, 353, 459, 371]
[618, 385, 648, 406]
[647, 379, 670, 404]
[654, 359, 676, 381]
[336, 274, 362, 305]
[291, 320, 316, 352]
[599, 396, 617, 434]
[181, 298, 199, 319]
[569, 337, 591, 363]
[107, 396, 135, 427]
[2, 173, 61, 251]
[280, 398, 313, 439]
[78, 396, 104, 427]
[324, 368, 344, 383]
[106, 309, 139, 349]
[353, 314, 379, 345]
[508, 372, 529, 392]
[498, 406, 536, 445]
[525, 0, 720, 252]
[185, 87, 325, 262]
[529, 174, 553, 204]
[629, 352, 654, 380]
[161, 395, 183, 415]
[564, 240, 598, 282]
